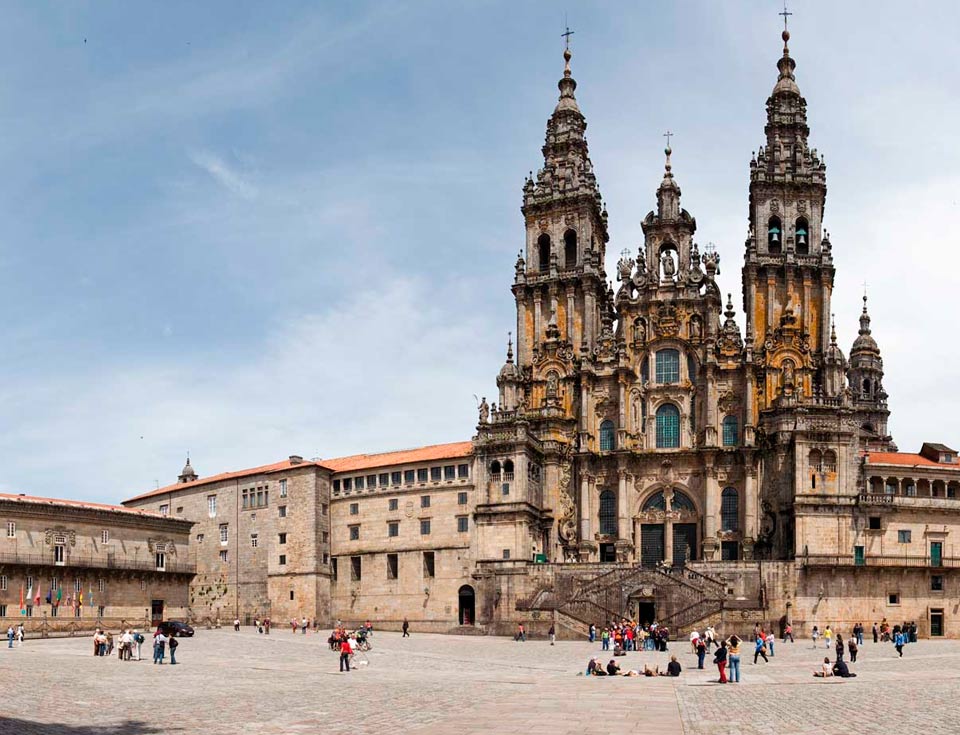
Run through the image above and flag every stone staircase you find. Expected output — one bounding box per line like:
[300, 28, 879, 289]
[517, 563, 752, 634]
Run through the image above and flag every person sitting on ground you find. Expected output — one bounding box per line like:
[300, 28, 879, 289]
[813, 657, 834, 677]
[643, 664, 660, 677]
[832, 659, 857, 678]
[663, 655, 682, 677]
[586, 657, 601, 676]
[606, 659, 622, 676]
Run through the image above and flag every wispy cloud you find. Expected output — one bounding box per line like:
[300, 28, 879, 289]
[189, 150, 258, 200]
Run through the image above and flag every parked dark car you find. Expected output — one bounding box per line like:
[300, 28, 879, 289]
[157, 620, 194, 637]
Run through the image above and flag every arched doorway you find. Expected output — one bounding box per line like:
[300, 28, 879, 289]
[458, 585, 475, 626]
[638, 488, 699, 567]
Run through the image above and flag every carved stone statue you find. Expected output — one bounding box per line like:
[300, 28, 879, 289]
[478, 397, 489, 423]
[660, 250, 676, 279]
[546, 372, 559, 398]
[781, 360, 795, 389]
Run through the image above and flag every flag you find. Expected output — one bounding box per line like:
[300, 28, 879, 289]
[34, 585, 41, 606]
[26, 580, 32, 605]
[19, 585, 25, 615]
[79, 590, 83, 607]
[88, 588, 94, 607]
[56, 587, 62, 607]
[45, 588, 51, 605]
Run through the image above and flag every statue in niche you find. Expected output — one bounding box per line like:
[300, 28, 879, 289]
[478, 397, 489, 423]
[689, 316, 702, 340]
[634, 318, 647, 343]
[781, 360, 796, 391]
[546, 372, 559, 398]
[660, 250, 676, 279]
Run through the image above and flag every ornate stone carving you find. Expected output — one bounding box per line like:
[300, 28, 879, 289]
[44, 526, 76, 547]
[653, 304, 680, 337]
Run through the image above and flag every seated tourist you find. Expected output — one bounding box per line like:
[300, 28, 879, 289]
[586, 657, 601, 675]
[643, 664, 660, 677]
[813, 657, 833, 677]
[662, 655, 682, 677]
[606, 659, 621, 676]
[832, 659, 857, 678]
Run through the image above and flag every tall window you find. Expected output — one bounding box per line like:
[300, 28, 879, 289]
[563, 229, 577, 268]
[279, 479, 287, 497]
[655, 349, 680, 383]
[599, 490, 617, 535]
[207, 495, 217, 518]
[5, 521, 14, 538]
[721, 488, 739, 531]
[722, 416, 739, 447]
[599, 420, 616, 451]
[537, 233, 551, 272]
[655, 404, 681, 448]
[219, 524, 228, 544]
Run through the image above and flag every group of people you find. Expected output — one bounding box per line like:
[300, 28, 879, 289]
[87, 627, 174, 664]
[588, 620, 672, 653]
[585, 655, 682, 677]
[5, 624, 25, 648]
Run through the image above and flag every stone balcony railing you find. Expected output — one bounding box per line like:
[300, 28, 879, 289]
[800, 553, 960, 569]
[858, 493, 959, 509]
[0, 551, 196, 575]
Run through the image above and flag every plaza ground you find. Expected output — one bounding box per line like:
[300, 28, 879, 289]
[1, 628, 958, 734]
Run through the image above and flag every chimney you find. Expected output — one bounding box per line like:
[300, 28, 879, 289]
[289, 455, 303, 465]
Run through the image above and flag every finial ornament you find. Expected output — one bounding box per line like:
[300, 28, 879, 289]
[561, 25, 574, 77]
[663, 130, 674, 173]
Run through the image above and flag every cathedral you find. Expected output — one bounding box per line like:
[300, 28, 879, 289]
[120, 23, 960, 639]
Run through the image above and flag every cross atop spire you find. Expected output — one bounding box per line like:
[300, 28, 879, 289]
[779, 1, 793, 33]
[562, 25, 574, 51]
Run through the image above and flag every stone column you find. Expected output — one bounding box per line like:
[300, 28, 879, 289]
[617, 380, 627, 448]
[704, 365, 718, 447]
[565, 286, 576, 344]
[533, 290, 542, 349]
[743, 462, 757, 560]
[515, 291, 527, 367]
[579, 475, 591, 544]
[617, 469, 629, 541]
[703, 464, 719, 560]
[664, 519, 674, 567]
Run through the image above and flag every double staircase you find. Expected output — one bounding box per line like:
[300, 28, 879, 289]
[518, 563, 746, 634]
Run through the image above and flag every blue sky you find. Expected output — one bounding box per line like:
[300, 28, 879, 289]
[0, 1, 957, 503]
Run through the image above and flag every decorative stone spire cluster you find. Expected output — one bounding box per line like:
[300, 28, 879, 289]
[848, 293, 887, 404]
[656, 137, 681, 220]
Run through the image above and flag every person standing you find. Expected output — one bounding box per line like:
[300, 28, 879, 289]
[301, 617, 308, 635]
[402, 618, 410, 637]
[855, 622, 864, 646]
[16, 624, 24, 648]
[848, 636, 858, 663]
[727, 636, 742, 682]
[169, 636, 178, 665]
[835, 634, 844, 662]
[811, 625, 820, 648]
[339, 637, 352, 672]
[264, 618, 271, 635]
[696, 637, 707, 669]
[153, 631, 167, 664]
[6, 626, 14, 649]
[783, 623, 794, 642]
[588, 624, 596, 644]
[765, 631, 775, 657]
[548, 623, 556, 646]
[823, 625, 833, 650]
[872, 622, 879, 644]
[233, 618, 240, 632]
[753, 636, 768, 664]
[601, 628, 609, 651]
[134, 630, 143, 661]
[714, 639, 728, 683]
[894, 629, 905, 657]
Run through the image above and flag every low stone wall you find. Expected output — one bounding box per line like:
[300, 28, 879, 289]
[0, 616, 152, 638]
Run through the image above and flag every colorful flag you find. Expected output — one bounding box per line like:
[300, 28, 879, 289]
[45, 588, 51, 605]
[56, 587, 62, 607]
[88, 588, 94, 607]
[79, 590, 83, 607]
[19, 585, 25, 615]
[34, 585, 41, 606]
[26, 580, 32, 605]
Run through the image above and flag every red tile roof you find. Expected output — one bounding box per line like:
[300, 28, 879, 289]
[866, 452, 960, 471]
[0, 492, 170, 518]
[321, 441, 474, 473]
[122, 441, 474, 505]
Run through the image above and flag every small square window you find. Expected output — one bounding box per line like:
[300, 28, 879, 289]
[458, 491, 468, 505]
[868, 516, 882, 530]
[349, 525, 360, 541]
[932, 575, 944, 591]
[176, 506, 183, 514]
[404, 470, 415, 484]
[196, 533, 204, 543]
[888, 592, 900, 605]
[502, 549, 510, 560]
[389, 498, 399, 511]
[420, 519, 431, 536]
[421, 495, 431, 509]
[502, 483, 510, 496]
[391, 471, 402, 485]
[278, 505, 287, 518]
[388, 522, 399, 537]
[350, 503, 359, 516]
[279, 533, 287, 545]
[417, 468, 429, 483]
[322, 552, 329, 564]
[458, 464, 469, 478]
[444, 465, 456, 480]
[457, 516, 469, 533]
[430, 467, 442, 482]
[898, 529, 912, 543]
[159, 504, 169, 516]
[279, 554, 287, 566]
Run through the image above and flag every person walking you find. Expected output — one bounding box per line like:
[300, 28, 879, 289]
[894, 629, 905, 657]
[168, 636, 178, 665]
[872, 622, 879, 644]
[516, 623, 526, 642]
[783, 623, 794, 643]
[848, 637, 858, 663]
[601, 628, 610, 651]
[765, 631, 775, 657]
[339, 637, 352, 672]
[753, 635, 769, 664]
[548, 624, 556, 646]
[727, 636, 742, 683]
[696, 637, 707, 669]
[264, 618, 271, 635]
[812, 625, 820, 648]
[588, 624, 596, 643]
[835, 634, 844, 661]
[714, 640, 728, 683]
[823, 625, 833, 650]
[153, 631, 167, 665]
[402, 618, 410, 637]
[134, 630, 143, 661]
[855, 622, 864, 646]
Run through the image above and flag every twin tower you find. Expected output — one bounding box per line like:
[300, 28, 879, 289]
[473, 29, 893, 567]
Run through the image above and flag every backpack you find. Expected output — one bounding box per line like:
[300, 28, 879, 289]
[169, 638, 178, 650]
[135, 633, 144, 644]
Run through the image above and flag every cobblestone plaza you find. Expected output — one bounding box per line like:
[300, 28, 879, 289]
[1, 630, 958, 734]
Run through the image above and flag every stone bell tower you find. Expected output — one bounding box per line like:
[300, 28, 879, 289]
[741, 24, 834, 415]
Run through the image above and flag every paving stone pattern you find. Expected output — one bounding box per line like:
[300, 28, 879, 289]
[0, 629, 957, 734]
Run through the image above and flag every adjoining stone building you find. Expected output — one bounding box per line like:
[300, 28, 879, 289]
[123, 23, 960, 638]
[0, 492, 193, 634]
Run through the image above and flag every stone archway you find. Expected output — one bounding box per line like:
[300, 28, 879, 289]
[458, 585, 475, 626]
[634, 487, 700, 567]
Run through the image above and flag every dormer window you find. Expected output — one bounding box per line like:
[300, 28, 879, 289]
[767, 217, 782, 254]
[795, 217, 809, 255]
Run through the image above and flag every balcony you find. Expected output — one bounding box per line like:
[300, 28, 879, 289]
[0, 551, 196, 575]
[801, 553, 960, 569]
[858, 493, 959, 510]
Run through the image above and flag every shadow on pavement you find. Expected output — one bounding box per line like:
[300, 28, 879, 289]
[0, 719, 178, 735]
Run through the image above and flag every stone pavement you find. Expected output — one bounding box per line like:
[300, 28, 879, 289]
[0, 628, 958, 734]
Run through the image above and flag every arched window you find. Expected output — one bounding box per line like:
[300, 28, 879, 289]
[599, 489, 617, 535]
[721, 488, 739, 531]
[490, 460, 501, 476]
[808, 449, 822, 472]
[599, 420, 616, 451]
[655, 404, 680, 448]
[822, 451, 837, 473]
[537, 233, 551, 272]
[503, 459, 514, 477]
[671, 490, 695, 512]
[722, 416, 739, 447]
[655, 349, 680, 384]
[563, 229, 577, 268]
[640, 356, 649, 383]
[642, 491, 666, 511]
[795, 217, 809, 255]
[862, 378, 871, 398]
[768, 216, 782, 254]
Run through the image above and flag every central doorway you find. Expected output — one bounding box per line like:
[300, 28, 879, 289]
[636, 599, 656, 626]
[599, 543, 617, 562]
[458, 585, 475, 626]
[151, 599, 164, 625]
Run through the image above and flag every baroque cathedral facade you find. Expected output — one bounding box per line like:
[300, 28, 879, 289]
[122, 25, 960, 638]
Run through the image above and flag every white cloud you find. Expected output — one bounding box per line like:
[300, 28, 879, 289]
[189, 150, 258, 200]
